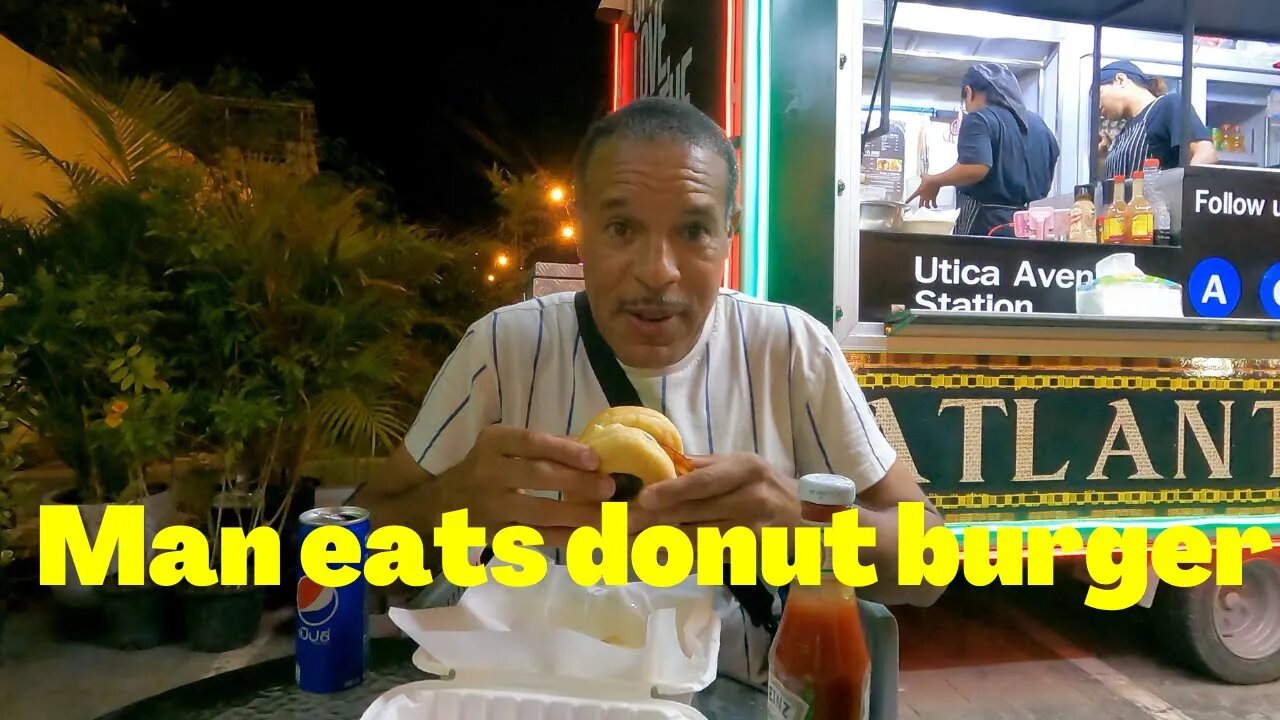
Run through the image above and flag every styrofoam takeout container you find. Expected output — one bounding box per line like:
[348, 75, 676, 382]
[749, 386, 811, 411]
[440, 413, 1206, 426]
[359, 669, 711, 720]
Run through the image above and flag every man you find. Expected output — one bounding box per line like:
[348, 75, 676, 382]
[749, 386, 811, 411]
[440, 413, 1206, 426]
[908, 62, 1059, 237]
[356, 96, 947, 685]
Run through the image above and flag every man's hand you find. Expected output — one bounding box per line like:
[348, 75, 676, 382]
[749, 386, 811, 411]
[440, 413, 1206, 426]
[631, 453, 800, 537]
[447, 425, 616, 547]
[906, 174, 942, 208]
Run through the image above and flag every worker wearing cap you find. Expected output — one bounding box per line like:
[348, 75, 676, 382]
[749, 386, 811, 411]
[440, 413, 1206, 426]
[1098, 60, 1218, 177]
[908, 62, 1059, 237]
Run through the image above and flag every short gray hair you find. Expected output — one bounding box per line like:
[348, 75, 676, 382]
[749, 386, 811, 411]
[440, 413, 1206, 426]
[573, 97, 739, 219]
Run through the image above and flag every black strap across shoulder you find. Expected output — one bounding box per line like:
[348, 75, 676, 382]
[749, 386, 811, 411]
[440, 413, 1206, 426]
[572, 291, 778, 637]
[479, 293, 778, 637]
[573, 290, 643, 407]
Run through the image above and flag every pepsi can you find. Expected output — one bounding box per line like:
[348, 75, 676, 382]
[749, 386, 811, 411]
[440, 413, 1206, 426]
[296, 506, 370, 693]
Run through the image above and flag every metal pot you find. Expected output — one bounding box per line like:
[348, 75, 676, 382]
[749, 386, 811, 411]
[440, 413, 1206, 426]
[859, 200, 907, 231]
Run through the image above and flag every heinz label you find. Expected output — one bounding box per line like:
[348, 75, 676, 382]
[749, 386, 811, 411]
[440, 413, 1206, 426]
[767, 673, 811, 720]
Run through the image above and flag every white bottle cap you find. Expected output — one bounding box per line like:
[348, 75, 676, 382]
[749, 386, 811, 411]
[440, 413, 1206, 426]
[798, 473, 857, 506]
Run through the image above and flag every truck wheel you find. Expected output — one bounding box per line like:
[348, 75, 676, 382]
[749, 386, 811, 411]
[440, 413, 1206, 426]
[1153, 555, 1280, 685]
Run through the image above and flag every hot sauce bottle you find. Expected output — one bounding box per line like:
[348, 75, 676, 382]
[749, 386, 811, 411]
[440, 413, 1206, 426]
[767, 474, 871, 720]
[1102, 174, 1128, 244]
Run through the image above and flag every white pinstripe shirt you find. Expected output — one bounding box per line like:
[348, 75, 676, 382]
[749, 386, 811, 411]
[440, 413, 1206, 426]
[403, 289, 897, 686]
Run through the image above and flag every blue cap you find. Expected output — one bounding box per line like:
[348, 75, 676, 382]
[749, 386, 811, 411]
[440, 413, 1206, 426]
[1099, 60, 1152, 86]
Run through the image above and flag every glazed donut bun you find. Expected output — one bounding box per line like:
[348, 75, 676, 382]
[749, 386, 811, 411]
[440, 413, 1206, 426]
[577, 406, 688, 500]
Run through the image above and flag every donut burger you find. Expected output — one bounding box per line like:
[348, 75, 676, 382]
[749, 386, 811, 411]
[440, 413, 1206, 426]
[577, 406, 694, 501]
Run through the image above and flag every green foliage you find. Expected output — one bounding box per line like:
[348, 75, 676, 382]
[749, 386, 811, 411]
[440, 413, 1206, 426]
[0, 273, 27, 568]
[0, 69, 533, 523]
[0, 181, 186, 502]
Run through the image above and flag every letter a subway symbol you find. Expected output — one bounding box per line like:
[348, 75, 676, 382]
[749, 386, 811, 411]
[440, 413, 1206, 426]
[1202, 274, 1226, 304]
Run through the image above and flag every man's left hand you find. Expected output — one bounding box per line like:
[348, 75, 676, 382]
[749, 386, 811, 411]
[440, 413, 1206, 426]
[631, 453, 800, 535]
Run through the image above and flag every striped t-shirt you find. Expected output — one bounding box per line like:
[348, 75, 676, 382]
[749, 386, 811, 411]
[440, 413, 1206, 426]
[403, 289, 898, 686]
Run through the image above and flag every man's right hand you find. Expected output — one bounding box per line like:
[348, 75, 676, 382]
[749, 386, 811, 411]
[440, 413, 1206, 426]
[444, 425, 616, 548]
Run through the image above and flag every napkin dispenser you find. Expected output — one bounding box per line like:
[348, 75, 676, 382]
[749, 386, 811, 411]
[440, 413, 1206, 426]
[1076, 252, 1183, 317]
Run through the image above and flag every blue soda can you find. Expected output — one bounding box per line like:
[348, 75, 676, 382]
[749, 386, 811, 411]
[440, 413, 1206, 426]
[296, 506, 370, 693]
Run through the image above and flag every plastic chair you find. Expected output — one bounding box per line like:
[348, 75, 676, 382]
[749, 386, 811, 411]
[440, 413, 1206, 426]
[858, 599, 901, 720]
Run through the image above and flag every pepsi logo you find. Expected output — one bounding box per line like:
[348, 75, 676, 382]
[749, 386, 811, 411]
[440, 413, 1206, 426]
[297, 576, 340, 627]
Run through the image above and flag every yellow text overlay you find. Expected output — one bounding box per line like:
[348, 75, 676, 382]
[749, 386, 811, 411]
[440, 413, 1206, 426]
[38, 503, 1276, 611]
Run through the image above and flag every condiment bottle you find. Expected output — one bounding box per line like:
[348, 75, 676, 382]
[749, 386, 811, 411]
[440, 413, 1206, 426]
[1126, 170, 1154, 245]
[767, 474, 871, 720]
[1102, 175, 1127, 244]
[1068, 184, 1097, 243]
[1142, 158, 1173, 246]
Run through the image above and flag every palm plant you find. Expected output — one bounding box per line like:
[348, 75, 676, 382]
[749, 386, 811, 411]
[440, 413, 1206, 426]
[5, 69, 200, 220]
[152, 156, 463, 530]
[485, 165, 579, 273]
[3, 68, 485, 522]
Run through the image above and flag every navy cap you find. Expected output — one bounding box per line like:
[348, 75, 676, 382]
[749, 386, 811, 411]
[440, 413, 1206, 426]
[1099, 60, 1152, 86]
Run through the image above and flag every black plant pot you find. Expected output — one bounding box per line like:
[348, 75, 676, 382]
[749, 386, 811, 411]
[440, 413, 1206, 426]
[180, 584, 264, 653]
[98, 577, 168, 650]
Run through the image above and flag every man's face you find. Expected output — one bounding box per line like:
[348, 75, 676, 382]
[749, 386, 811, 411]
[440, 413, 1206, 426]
[576, 137, 734, 369]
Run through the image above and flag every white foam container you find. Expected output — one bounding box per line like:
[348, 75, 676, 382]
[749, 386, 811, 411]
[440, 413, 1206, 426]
[359, 667, 711, 720]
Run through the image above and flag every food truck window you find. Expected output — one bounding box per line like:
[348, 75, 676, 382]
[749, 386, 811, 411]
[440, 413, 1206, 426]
[844, 7, 1280, 343]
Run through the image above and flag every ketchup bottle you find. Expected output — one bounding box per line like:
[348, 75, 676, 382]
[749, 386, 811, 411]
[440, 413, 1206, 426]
[767, 474, 871, 720]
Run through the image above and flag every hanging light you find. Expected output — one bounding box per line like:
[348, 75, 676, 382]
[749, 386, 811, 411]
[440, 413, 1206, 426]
[547, 186, 567, 204]
[495, 253, 510, 268]
[559, 223, 576, 240]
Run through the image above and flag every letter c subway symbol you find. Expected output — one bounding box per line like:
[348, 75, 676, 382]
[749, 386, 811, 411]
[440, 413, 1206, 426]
[1188, 257, 1241, 318]
[1260, 261, 1280, 319]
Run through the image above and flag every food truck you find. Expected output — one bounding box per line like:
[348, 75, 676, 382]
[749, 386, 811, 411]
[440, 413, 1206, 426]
[592, 0, 1280, 686]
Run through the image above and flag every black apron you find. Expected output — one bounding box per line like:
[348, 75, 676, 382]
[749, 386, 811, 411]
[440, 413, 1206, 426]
[1105, 95, 1165, 179]
[954, 194, 1023, 237]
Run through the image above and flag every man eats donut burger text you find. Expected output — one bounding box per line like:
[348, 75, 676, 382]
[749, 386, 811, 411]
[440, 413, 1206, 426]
[356, 97, 948, 686]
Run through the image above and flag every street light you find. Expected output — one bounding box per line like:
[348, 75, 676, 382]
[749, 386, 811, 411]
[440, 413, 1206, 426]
[559, 223, 576, 240]
[547, 186, 567, 204]
[495, 253, 510, 268]
[486, 274, 495, 283]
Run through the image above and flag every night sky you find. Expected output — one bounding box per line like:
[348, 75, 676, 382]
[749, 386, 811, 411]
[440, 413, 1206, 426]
[116, 0, 611, 229]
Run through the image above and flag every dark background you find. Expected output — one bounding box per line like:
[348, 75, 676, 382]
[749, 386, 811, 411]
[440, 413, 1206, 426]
[8, 0, 612, 231]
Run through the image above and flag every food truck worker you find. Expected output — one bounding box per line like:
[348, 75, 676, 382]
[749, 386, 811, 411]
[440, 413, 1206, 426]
[907, 63, 1059, 237]
[1098, 60, 1218, 177]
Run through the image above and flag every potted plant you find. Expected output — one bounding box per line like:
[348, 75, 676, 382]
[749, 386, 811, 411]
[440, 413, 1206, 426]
[90, 389, 188, 650]
[172, 386, 280, 653]
[3, 67, 200, 615]
[0, 185, 185, 618]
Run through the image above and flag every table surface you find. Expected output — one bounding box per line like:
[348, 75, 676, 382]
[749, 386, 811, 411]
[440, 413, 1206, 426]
[93, 637, 766, 720]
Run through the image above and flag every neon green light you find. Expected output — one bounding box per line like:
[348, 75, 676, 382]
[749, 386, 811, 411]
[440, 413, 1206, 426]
[740, 0, 771, 299]
[754, 0, 770, 300]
